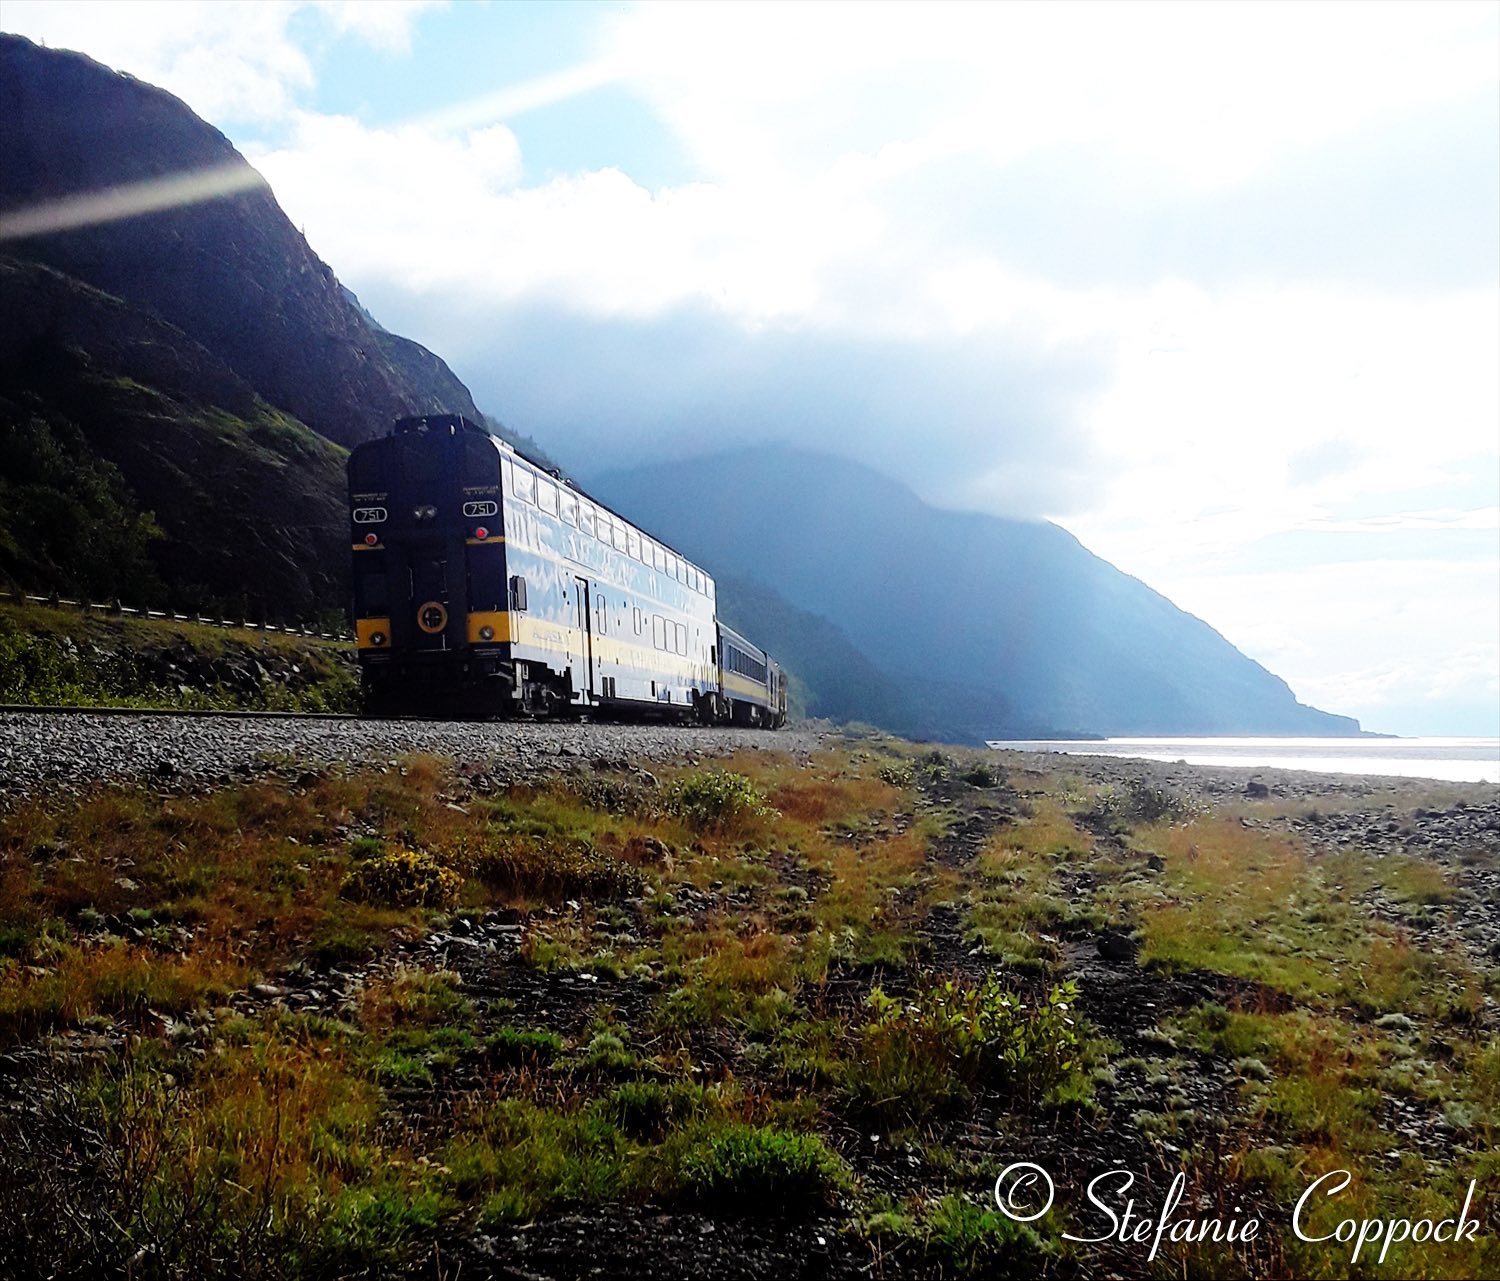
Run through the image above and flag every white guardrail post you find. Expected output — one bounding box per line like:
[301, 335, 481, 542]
[6, 589, 353, 641]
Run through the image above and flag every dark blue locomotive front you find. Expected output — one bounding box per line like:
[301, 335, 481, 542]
[349, 415, 787, 725]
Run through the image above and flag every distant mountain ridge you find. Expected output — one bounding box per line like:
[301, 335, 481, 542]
[593, 449, 1361, 740]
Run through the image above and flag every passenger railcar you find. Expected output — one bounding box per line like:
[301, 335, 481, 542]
[348, 414, 786, 726]
[716, 622, 788, 728]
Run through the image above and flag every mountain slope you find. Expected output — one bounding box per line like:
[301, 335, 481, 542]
[0, 34, 478, 449]
[592, 448, 1360, 740]
[712, 574, 924, 731]
[0, 255, 348, 619]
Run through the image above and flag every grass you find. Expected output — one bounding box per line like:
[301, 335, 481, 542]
[0, 738, 1494, 1278]
[1128, 817, 1483, 1019]
[0, 598, 357, 712]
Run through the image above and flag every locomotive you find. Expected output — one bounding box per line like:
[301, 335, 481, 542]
[348, 415, 788, 725]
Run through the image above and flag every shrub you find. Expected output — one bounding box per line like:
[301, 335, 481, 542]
[464, 834, 645, 901]
[920, 1194, 1052, 1275]
[341, 848, 462, 910]
[563, 1029, 652, 1080]
[1087, 779, 1199, 828]
[607, 1080, 713, 1141]
[959, 762, 1001, 789]
[664, 771, 774, 833]
[674, 1124, 849, 1214]
[486, 1026, 563, 1067]
[557, 774, 662, 818]
[877, 760, 915, 787]
[845, 975, 1086, 1123]
[360, 969, 472, 1032]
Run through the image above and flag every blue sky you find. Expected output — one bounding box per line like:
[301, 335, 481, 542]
[4, 0, 1497, 735]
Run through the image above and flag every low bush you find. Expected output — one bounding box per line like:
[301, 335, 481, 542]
[360, 969, 472, 1032]
[340, 848, 462, 910]
[876, 759, 915, 787]
[464, 834, 645, 901]
[1090, 779, 1201, 828]
[486, 1026, 563, 1067]
[844, 974, 1086, 1124]
[606, 1079, 714, 1141]
[866, 1194, 1053, 1276]
[673, 1124, 849, 1214]
[664, 770, 774, 833]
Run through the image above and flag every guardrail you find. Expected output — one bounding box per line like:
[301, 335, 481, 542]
[2, 589, 353, 642]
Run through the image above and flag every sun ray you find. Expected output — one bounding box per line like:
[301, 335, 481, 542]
[0, 161, 268, 241]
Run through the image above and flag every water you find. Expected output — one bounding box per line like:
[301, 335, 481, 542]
[984, 737, 1500, 784]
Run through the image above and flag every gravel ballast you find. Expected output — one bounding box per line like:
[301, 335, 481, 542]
[0, 711, 825, 796]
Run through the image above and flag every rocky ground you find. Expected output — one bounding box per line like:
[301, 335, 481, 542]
[0, 728, 1495, 1280]
[0, 711, 825, 797]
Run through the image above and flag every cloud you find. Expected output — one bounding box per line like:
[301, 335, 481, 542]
[353, 292, 1109, 519]
[317, 0, 444, 54]
[602, 0, 1498, 190]
[1160, 557, 1500, 735]
[0, 0, 441, 126]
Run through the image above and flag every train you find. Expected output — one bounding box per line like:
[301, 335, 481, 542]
[348, 414, 788, 726]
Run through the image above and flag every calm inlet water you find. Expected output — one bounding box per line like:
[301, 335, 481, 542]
[985, 737, 1500, 784]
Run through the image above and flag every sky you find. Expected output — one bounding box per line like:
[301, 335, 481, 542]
[4, 0, 1497, 736]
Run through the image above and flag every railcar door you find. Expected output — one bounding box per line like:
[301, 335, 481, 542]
[571, 576, 595, 702]
[409, 554, 455, 651]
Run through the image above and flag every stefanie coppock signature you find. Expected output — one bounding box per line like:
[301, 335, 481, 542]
[993, 1162, 1482, 1266]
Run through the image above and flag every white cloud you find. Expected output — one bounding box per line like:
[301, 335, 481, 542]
[1119, 556, 1499, 735]
[602, 0, 1497, 189]
[1, 0, 440, 125]
[317, 0, 443, 53]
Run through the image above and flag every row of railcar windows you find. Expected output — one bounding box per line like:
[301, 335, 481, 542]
[725, 645, 768, 684]
[504, 456, 711, 597]
[593, 594, 691, 657]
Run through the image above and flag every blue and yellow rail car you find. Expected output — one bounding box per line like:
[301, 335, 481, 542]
[717, 622, 788, 727]
[348, 414, 783, 724]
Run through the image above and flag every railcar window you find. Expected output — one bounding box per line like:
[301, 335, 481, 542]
[537, 478, 558, 516]
[634, 606, 643, 634]
[595, 595, 607, 634]
[560, 492, 577, 525]
[626, 528, 641, 560]
[652, 615, 664, 650]
[500, 457, 513, 494]
[512, 466, 535, 505]
[609, 521, 625, 552]
[578, 501, 596, 537]
[653, 543, 666, 572]
[675, 622, 687, 655]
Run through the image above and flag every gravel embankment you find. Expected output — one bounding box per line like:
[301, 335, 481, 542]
[0, 712, 826, 797]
